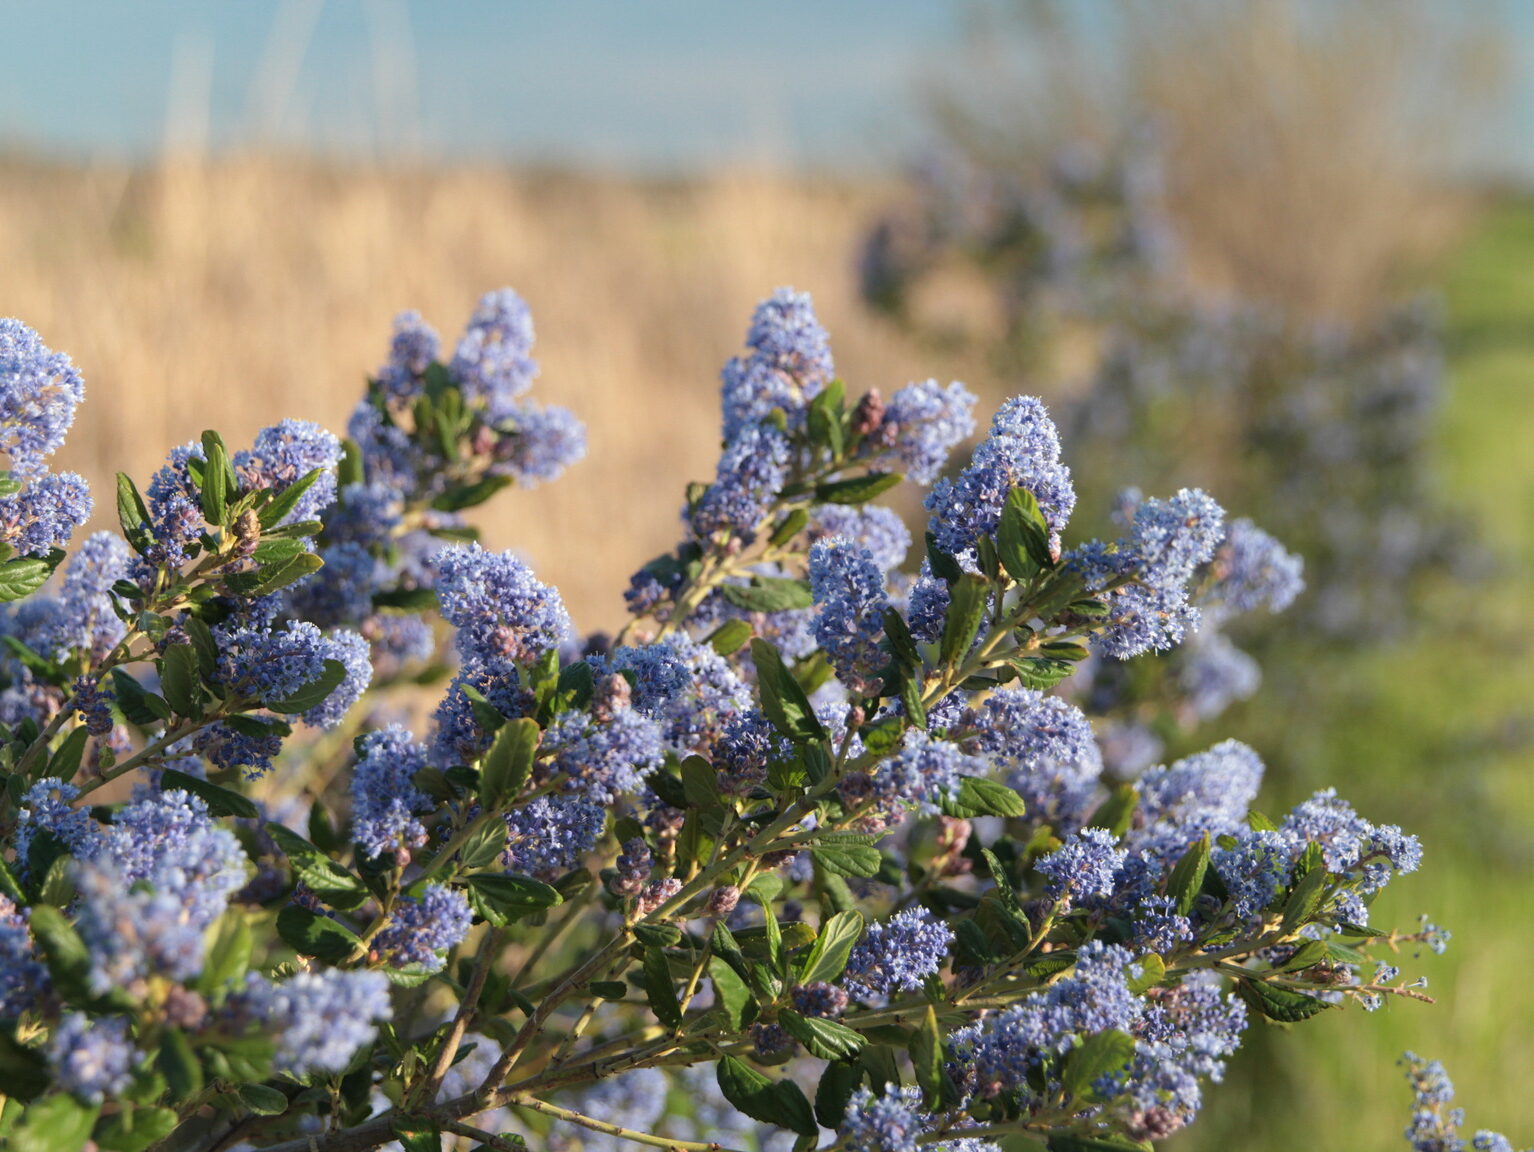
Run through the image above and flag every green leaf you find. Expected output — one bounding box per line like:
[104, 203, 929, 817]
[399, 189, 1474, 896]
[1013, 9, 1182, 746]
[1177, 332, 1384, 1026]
[1126, 952, 1166, 994]
[182, 616, 220, 680]
[1167, 833, 1211, 918]
[224, 550, 325, 598]
[781, 1010, 863, 1061]
[1281, 865, 1331, 932]
[371, 586, 440, 612]
[198, 431, 232, 526]
[267, 825, 370, 910]
[1061, 1029, 1136, 1100]
[431, 475, 512, 513]
[707, 618, 754, 656]
[465, 872, 562, 928]
[9, 1094, 99, 1152]
[1088, 784, 1137, 838]
[27, 904, 93, 999]
[456, 819, 510, 871]
[997, 486, 1054, 579]
[235, 1084, 288, 1116]
[939, 574, 988, 666]
[0, 1031, 50, 1102]
[46, 725, 90, 782]
[92, 1105, 179, 1152]
[199, 912, 253, 994]
[900, 672, 926, 730]
[1237, 978, 1332, 1023]
[720, 577, 814, 614]
[810, 841, 882, 879]
[806, 379, 845, 456]
[590, 980, 628, 1001]
[391, 1117, 443, 1152]
[0, 558, 55, 603]
[813, 471, 902, 505]
[940, 775, 1027, 819]
[798, 910, 864, 986]
[251, 538, 309, 565]
[814, 1060, 863, 1130]
[643, 945, 682, 1029]
[635, 925, 682, 951]
[768, 508, 810, 548]
[115, 473, 154, 555]
[881, 607, 921, 669]
[1007, 656, 1076, 690]
[264, 657, 347, 714]
[751, 638, 828, 746]
[481, 718, 539, 808]
[110, 669, 171, 726]
[276, 903, 362, 962]
[681, 755, 724, 812]
[159, 644, 203, 718]
[257, 468, 325, 528]
[707, 958, 753, 1029]
[925, 532, 962, 583]
[715, 1056, 817, 1137]
[159, 1027, 204, 1103]
[909, 1004, 945, 1107]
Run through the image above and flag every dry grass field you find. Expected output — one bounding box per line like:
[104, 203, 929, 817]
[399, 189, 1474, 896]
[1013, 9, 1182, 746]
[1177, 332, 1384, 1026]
[0, 156, 987, 631]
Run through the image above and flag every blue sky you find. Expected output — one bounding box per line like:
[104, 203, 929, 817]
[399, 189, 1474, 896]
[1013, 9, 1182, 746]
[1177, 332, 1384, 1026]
[0, 1, 961, 170]
[0, 1, 1528, 176]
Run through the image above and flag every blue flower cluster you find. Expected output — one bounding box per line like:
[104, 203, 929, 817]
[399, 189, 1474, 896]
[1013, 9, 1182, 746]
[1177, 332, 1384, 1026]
[351, 724, 433, 860]
[373, 884, 473, 970]
[0, 318, 85, 475]
[872, 378, 978, 485]
[843, 907, 954, 1000]
[842, 729, 982, 826]
[541, 705, 664, 806]
[720, 287, 834, 440]
[969, 688, 1103, 831]
[1401, 1053, 1527, 1152]
[436, 543, 571, 668]
[239, 968, 392, 1076]
[504, 794, 606, 879]
[809, 536, 890, 694]
[0, 320, 92, 556]
[927, 395, 1076, 559]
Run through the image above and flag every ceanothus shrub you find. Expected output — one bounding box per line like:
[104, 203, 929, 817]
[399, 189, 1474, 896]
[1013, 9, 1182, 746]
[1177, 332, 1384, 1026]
[0, 290, 1464, 1151]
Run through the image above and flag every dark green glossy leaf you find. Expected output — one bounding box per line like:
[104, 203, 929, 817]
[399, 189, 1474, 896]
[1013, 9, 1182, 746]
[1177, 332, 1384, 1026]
[0, 558, 54, 603]
[707, 618, 754, 656]
[267, 824, 369, 910]
[813, 471, 902, 505]
[643, 945, 682, 1029]
[9, 1094, 99, 1152]
[1167, 833, 1211, 918]
[721, 577, 814, 614]
[781, 1009, 864, 1061]
[159, 644, 202, 718]
[798, 910, 864, 986]
[716, 1056, 817, 1137]
[939, 574, 987, 666]
[481, 718, 539, 808]
[465, 872, 562, 928]
[940, 775, 1027, 819]
[751, 638, 828, 746]
[92, 1105, 179, 1152]
[275, 903, 362, 962]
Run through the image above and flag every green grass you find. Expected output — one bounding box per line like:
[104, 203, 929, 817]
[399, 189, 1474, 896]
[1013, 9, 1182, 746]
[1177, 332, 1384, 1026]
[1174, 199, 1534, 1150]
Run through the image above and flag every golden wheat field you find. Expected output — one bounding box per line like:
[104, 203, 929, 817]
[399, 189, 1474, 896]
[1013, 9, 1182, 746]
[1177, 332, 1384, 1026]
[1, 156, 989, 631]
